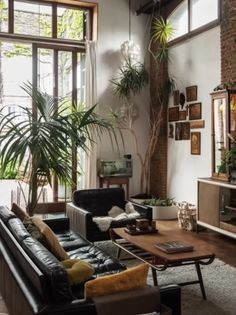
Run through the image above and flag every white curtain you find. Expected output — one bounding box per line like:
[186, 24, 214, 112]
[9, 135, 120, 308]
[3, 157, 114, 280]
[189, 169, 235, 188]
[84, 41, 98, 189]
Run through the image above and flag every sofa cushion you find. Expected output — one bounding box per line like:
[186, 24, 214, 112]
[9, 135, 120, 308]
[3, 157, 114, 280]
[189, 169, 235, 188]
[0, 205, 16, 223]
[62, 259, 94, 285]
[7, 217, 30, 241]
[67, 244, 126, 276]
[84, 263, 149, 298]
[56, 230, 89, 251]
[32, 217, 69, 261]
[11, 203, 29, 221]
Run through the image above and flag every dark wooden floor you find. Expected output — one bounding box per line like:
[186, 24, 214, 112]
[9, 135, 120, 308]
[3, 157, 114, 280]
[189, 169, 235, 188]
[157, 220, 236, 267]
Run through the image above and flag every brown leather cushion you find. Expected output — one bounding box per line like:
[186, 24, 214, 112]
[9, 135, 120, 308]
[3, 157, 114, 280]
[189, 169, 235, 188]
[32, 216, 69, 261]
[84, 263, 149, 298]
[11, 203, 29, 221]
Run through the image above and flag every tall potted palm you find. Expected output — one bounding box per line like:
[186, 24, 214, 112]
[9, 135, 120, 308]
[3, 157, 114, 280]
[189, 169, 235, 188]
[0, 83, 116, 216]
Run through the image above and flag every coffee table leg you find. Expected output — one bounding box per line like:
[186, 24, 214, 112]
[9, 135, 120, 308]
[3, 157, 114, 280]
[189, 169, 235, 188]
[151, 267, 158, 286]
[195, 262, 206, 299]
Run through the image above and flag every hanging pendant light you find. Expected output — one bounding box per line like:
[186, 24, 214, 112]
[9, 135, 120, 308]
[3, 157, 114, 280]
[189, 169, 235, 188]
[120, 0, 140, 62]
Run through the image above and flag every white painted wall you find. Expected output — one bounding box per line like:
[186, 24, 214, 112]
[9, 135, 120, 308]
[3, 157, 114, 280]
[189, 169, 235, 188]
[87, 0, 151, 196]
[167, 27, 221, 204]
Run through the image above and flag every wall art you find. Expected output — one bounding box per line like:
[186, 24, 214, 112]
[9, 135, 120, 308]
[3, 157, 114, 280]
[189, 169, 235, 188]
[179, 110, 187, 120]
[191, 132, 201, 155]
[186, 85, 197, 102]
[189, 102, 202, 120]
[168, 107, 179, 122]
[173, 90, 180, 106]
[190, 120, 205, 129]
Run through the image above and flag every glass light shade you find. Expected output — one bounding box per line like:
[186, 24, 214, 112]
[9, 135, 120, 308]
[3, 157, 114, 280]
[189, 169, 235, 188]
[120, 40, 140, 62]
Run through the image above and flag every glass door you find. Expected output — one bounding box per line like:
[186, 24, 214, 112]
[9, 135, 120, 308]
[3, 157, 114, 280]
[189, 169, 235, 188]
[34, 44, 85, 202]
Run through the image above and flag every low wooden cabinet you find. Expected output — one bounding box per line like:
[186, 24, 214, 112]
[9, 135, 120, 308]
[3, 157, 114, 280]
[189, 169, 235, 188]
[198, 178, 236, 239]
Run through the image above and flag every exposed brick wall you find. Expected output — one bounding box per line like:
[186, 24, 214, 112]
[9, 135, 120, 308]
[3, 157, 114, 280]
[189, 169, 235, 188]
[149, 0, 235, 198]
[221, 0, 236, 84]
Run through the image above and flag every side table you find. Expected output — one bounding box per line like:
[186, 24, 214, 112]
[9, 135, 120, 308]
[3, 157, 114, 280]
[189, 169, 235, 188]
[98, 175, 130, 199]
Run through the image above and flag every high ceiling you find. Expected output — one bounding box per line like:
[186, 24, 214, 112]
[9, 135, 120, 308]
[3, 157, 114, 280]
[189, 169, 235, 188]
[136, 0, 176, 15]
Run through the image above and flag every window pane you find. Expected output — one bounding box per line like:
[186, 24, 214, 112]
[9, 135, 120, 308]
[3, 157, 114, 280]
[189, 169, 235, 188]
[168, 0, 188, 40]
[0, 42, 32, 115]
[58, 50, 72, 99]
[191, 0, 218, 31]
[57, 7, 84, 40]
[37, 48, 53, 95]
[14, 1, 52, 37]
[0, 0, 8, 32]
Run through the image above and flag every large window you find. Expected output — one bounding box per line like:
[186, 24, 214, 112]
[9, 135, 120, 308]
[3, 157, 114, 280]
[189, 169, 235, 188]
[0, 0, 94, 205]
[168, 0, 219, 42]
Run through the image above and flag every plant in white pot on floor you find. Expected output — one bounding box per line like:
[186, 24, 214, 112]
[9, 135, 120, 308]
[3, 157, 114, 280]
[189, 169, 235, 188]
[143, 197, 178, 220]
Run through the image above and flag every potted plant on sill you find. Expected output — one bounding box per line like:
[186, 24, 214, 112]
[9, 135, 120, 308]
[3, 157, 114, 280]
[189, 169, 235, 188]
[218, 134, 236, 184]
[0, 83, 116, 216]
[143, 197, 178, 220]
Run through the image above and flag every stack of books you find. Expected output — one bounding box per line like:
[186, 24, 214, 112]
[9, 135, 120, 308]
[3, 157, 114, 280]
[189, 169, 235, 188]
[154, 241, 194, 253]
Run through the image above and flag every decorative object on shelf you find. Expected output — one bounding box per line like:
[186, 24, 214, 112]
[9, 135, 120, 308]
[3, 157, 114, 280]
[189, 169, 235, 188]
[189, 102, 202, 120]
[177, 201, 197, 231]
[173, 90, 180, 105]
[179, 110, 187, 120]
[190, 120, 205, 129]
[186, 85, 197, 102]
[168, 107, 179, 122]
[169, 124, 174, 138]
[191, 132, 201, 155]
[179, 92, 186, 109]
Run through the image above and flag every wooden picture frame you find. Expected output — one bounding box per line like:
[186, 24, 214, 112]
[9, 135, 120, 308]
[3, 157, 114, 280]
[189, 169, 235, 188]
[173, 90, 180, 106]
[168, 107, 179, 122]
[189, 103, 202, 120]
[191, 132, 201, 155]
[182, 122, 190, 140]
[175, 123, 182, 140]
[169, 124, 174, 138]
[190, 120, 205, 129]
[186, 85, 197, 102]
[179, 110, 187, 121]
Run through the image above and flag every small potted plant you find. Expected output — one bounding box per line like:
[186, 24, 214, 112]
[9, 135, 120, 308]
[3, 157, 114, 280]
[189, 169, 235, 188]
[218, 133, 236, 183]
[143, 197, 178, 220]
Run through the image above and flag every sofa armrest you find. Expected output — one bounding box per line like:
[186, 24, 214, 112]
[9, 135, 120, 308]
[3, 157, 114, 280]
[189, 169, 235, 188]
[66, 202, 93, 240]
[129, 201, 153, 221]
[160, 284, 181, 315]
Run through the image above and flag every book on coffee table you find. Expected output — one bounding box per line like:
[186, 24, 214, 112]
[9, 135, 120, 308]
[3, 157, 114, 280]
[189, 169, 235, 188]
[154, 241, 194, 253]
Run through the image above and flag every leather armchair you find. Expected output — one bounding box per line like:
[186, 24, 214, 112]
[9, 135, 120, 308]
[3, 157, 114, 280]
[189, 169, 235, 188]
[66, 187, 152, 242]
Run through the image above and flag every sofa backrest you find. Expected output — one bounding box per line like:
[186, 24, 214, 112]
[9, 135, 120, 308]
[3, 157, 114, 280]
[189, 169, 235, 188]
[72, 188, 126, 217]
[0, 206, 73, 302]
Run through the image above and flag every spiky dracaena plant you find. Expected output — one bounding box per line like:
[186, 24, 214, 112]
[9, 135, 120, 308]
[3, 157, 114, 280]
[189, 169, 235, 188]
[0, 83, 117, 215]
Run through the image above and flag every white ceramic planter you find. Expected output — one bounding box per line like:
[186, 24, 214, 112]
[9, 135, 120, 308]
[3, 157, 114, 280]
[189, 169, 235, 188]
[151, 205, 178, 220]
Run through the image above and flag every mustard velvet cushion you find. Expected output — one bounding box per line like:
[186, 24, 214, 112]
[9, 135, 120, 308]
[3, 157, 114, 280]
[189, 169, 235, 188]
[31, 216, 69, 261]
[11, 203, 29, 221]
[62, 259, 95, 285]
[84, 263, 149, 299]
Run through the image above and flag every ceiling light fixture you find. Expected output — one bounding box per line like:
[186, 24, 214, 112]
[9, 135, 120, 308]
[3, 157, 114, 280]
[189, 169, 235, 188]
[120, 0, 140, 62]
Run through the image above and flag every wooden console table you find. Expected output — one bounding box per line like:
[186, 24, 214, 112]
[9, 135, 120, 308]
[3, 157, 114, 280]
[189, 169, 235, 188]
[98, 175, 130, 198]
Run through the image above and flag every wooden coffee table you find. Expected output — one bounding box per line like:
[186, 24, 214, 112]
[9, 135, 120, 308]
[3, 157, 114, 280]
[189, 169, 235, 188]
[110, 225, 215, 299]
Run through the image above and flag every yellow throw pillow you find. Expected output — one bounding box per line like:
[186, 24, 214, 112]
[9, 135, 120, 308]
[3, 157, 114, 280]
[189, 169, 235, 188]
[31, 216, 69, 261]
[62, 259, 94, 285]
[84, 263, 149, 299]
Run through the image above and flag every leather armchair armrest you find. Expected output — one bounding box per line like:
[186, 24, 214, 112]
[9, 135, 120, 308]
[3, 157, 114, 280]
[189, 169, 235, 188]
[128, 201, 153, 221]
[160, 284, 181, 315]
[66, 202, 93, 239]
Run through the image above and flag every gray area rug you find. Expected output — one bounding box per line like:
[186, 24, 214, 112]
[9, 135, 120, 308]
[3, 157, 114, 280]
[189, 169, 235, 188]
[96, 240, 236, 315]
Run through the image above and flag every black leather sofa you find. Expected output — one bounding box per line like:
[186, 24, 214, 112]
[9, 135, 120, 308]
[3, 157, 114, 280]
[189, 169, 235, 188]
[67, 187, 152, 242]
[0, 205, 181, 315]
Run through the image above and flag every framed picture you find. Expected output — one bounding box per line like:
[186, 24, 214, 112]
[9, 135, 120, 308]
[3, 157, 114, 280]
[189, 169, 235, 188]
[168, 107, 179, 122]
[169, 124, 174, 138]
[182, 122, 190, 140]
[179, 110, 187, 121]
[186, 85, 197, 102]
[190, 120, 205, 129]
[175, 123, 182, 140]
[189, 103, 202, 120]
[191, 132, 201, 155]
[173, 90, 180, 106]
